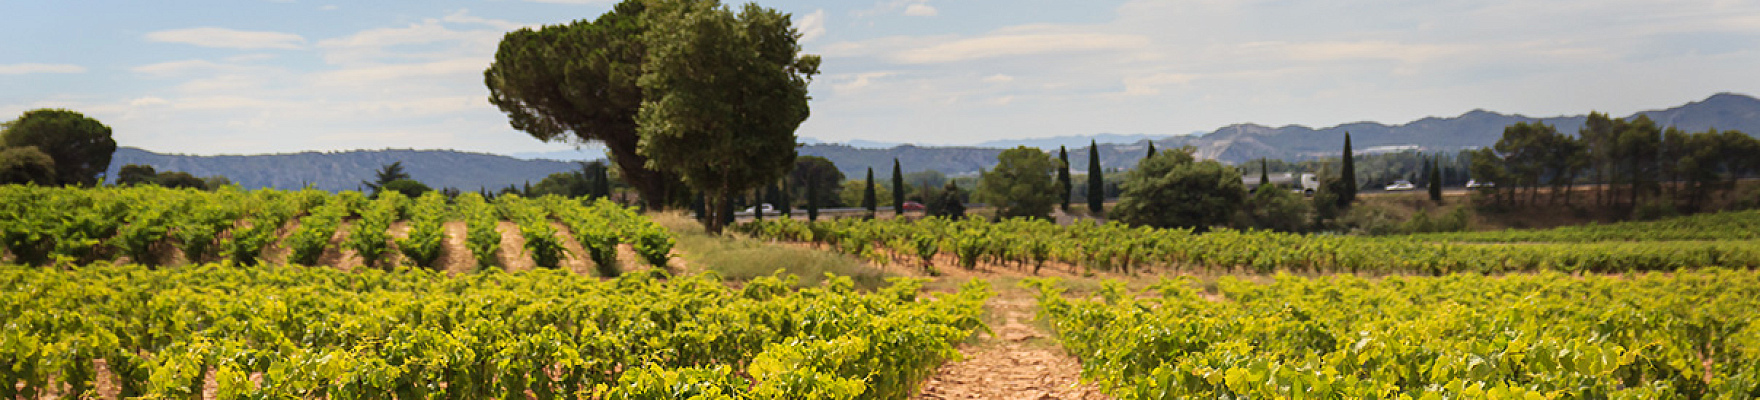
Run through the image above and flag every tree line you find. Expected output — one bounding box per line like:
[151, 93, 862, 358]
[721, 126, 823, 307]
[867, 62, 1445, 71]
[1469, 113, 1760, 214]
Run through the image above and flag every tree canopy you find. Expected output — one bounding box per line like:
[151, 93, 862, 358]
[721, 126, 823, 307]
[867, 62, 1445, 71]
[486, 0, 683, 209]
[1112, 148, 1245, 231]
[631, 0, 820, 233]
[790, 155, 843, 208]
[976, 146, 1059, 220]
[1, 109, 115, 186]
[0, 146, 56, 185]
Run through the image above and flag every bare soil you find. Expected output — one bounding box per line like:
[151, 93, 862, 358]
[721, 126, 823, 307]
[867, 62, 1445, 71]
[495, 221, 534, 272]
[437, 221, 477, 274]
[913, 288, 1108, 400]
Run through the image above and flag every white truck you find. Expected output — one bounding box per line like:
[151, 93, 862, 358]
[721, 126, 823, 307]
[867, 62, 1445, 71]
[1243, 172, 1322, 196]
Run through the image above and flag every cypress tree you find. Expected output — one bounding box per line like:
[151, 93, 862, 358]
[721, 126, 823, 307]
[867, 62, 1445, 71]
[593, 163, 612, 200]
[1146, 141, 1156, 158]
[1057, 146, 1071, 212]
[892, 159, 904, 217]
[862, 167, 877, 219]
[751, 189, 763, 221]
[720, 193, 734, 228]
[777, 180, 791, 217]
[1087, 140, 1103, 215]
[1339, 132, 1357, 207]
[691, 190, 706, 222]
[1428, 156, 1444, 203]
[807, 178, 819, 221]
[1258, 159, 1270, 191]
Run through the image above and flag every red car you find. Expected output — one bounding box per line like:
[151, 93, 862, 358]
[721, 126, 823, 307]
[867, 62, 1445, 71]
[902, 201, 925, 211]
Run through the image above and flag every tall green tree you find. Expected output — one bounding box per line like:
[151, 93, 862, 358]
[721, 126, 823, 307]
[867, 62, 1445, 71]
[976, 147, 1060, 219]
[891, 158, 904, 217]
[1087, 140, 1103, 215]
[1145, 141, 1156, 158]
[1337, 132, 1357, 208]
[1114, 148, 1244, 231]
[1057, 145, 1071, 212]
[1428, 156, 1443, 203]
[1579, 112, 1619, 206]
[1258, 159, 1270, 191]
[632, 0, 820, 234]
[806, 178, 819, 221]
[1, 109, 115, 186]
[485, 1, 686, 209]
[363, 161, 412, 196]
[862, 167, 877, 218]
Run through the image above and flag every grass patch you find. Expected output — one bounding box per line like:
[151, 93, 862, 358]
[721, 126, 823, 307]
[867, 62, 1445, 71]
[649, 212, 890, 289]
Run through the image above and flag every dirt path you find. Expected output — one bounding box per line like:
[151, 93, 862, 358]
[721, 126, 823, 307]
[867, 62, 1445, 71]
[913, 288, 1108, 400]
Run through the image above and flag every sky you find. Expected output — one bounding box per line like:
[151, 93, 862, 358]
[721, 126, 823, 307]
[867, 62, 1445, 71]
[4, 0, 1759, 157]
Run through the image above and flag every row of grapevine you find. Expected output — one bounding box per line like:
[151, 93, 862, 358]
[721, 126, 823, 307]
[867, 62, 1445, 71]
[0, 264, 991, 399]
[396, 191, 448, 269]
[739, 216, 1760, 274]
[1407, 208, 1760, 243]
[452, 192, 503, 270]
[1029, 271, 1760, 398]
[496, 194, 568, 270]
[0, 186, 675, 274]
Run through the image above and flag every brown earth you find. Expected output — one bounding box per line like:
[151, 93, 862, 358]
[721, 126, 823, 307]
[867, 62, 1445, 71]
[437, 221, 477, 274]
[913, 287, 1108, 400]
[494, 221, 534, 272]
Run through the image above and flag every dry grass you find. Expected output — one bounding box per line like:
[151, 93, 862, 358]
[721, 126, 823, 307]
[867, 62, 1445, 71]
[649, 211, 892, 289]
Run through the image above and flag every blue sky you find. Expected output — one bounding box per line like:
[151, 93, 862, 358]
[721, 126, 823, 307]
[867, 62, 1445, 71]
[4, 0, 1759, 156]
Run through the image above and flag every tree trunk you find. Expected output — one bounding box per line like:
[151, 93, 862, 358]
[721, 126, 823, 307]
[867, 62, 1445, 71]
[603, 137, 675, 211]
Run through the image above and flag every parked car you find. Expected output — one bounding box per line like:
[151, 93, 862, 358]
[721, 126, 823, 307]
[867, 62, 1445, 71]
[1385, 180, 1416, 191]
[742, 203, 775, 213]
[902, 201, 925, 211]
[1466, 179, 1495, 188]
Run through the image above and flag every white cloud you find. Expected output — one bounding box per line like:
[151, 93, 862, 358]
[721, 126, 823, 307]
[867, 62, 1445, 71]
[131, 60, 227, 76]
[146, 27, 307, 49]
[0, 63, 86, 75]
[320, 5, 337, 11]
[518, 0, 614, 4]
[797, 9, 827, 43]
[315, 16, 502, 65]
[831, 72, 897, 94]
[889, 33, 1151, 64]
[442, 9, 529, 31]
[982, 74, 1014, 83]
[310, 58, 490, 87]
[128, 97, 170, 107]
[857, 0, 939, 18]
[903, 4, 938, 17]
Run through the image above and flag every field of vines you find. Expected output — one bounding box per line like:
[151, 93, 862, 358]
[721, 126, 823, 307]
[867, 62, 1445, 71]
[1406, 209, 1760, 243]
[0, 264, 991, 398]
[738, 215, 1760, 275]
[0, 186, 673, 274]
[1029, 270, 1760, 398]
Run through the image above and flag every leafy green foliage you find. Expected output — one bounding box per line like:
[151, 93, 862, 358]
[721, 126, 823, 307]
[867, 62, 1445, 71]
[0, 266, 991, 399]
[975, 146, 1059, 220]
[497, 194, 567, 270]
[1, 109, 115, 186]
[1113, 149, 1245, 231]
[1032, 271, 1760, 398]
[396, 191, 448, 269]
[633, 0, 819, 232]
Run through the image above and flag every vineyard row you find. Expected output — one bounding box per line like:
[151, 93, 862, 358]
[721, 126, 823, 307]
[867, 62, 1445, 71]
[0, 186, 674, 274]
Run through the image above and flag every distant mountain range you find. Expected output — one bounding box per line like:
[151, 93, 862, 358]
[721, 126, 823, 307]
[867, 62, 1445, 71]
[107, 93, 1760, 189]
[106, 148, 583, 192]
[806, 92, 1760, 176]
